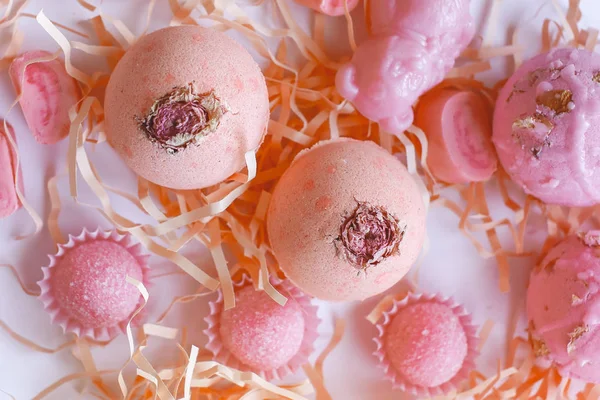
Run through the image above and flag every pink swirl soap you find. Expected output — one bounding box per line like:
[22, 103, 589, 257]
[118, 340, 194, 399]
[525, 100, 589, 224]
[493, 48, 600, 206]
[527, 232, 600, 383]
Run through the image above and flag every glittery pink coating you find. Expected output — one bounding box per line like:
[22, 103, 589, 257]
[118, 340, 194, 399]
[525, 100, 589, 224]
[527, 233, 600, 383]
[293, 0, 359, 16]
[105, 26, 269, 190]
[204, 275, 320, 380]
[38, 229, 150, 340]
[374, 293, 479, 397]
[0, 121, 22, 219]
[267, 139, 426, 302]
[9, 50, 81, 145]
[415, 90, 497, 183]
[336, 0, 474, 134]
[493, 48, 600, 207]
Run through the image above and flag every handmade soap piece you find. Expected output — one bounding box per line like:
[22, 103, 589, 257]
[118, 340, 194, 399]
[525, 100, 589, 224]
[38, 229, 150, 340]
[494, 48, 600, 206]
[527, 232, 600, 383]
[105, 26, 269, 190]
[415, 89, 497, 183]
[0, 121, 22, 218]
[267, 139, 426, 302]
[336, 0, 474, 134]
[9, 50, 81, 144]
[294, 0, 359, 16]
[204, 276, 319, 380]
[374, 293, 478, 396]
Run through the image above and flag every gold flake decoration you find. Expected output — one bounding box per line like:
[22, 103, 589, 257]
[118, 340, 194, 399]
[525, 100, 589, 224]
[567, 325, 589, 354]
[535, 90, 573, 115]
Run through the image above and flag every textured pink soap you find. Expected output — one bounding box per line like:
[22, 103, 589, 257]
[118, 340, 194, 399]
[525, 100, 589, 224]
[219, 285, 305, 370]
[105, 26, 269, 190]
[493, 48, 600, 206]
[9, 50, 80, 145]
[267, 139, 426, 301]
[0, 121, 22, 218]
[527, 232, 600, 383]
[294, 0, 359, 16]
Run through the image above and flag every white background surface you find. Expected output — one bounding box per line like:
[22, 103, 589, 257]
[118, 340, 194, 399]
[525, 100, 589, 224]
[1, 0, 599, 399]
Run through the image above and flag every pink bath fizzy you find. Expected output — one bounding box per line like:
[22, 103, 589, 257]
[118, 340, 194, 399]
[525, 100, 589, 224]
[267, 139, 426, 302]
[105, 26, 269, 190]
[527, 232, 600, 383]
[337, 0, 475, 134]
[9, 51, 81, 145]
[204, 275, 320, 380]
[0, 121, 22, 219]
[374, 293, 479, 396]
[38, 229, 150, 340]
[493, 48, 600, 207]
[293, 0, 359, 16]
[415, 89, 497, 183]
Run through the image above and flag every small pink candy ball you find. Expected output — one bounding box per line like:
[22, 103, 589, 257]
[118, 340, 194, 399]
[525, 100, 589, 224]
[105, 26, 269, 190]
[527, 232, 600, 383]
[219, 285, 305, 370]
[493, 48, 600, 206]
[267, 139, 426, 302]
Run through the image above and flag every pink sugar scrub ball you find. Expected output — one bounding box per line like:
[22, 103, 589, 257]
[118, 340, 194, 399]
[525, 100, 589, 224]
[0, 120, 23, 219]
[374, 293, 479, 396]
[293, 0, 359, 16]
[527, 231, 600, 383]
[105, 26, 269, 190]
[493, 48, 600, 207]
[38, 229, 150, 340]
[204, 276, 320, 380]
[266, 139, 426, 302]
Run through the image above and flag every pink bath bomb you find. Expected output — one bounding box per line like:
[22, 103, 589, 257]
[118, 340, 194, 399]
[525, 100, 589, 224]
[493, 48, 600, 206]
[267, 139, 426, 301]
[105, 26, 269, 190]
[219, 285, 305, 371]
[527, 232, 600, 383]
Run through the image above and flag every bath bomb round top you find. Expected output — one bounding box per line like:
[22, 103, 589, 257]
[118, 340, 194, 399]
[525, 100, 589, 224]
[493, 48, 600, 206]
[219, 285, 305, 371]
[527, 232, 600, 383]
[267, 139, 426, 301]
[51, 240, 144, 329]
[385, 301, 468, 388]
[105, 26, 269, 190]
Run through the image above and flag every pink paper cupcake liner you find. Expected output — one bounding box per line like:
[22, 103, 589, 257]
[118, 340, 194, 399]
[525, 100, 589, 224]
[204, 274, 320, 381]
[373, 292, 479, 397]
[37, 228, 151, 341]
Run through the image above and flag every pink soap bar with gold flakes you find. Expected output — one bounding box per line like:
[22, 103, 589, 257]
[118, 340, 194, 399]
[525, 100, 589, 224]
[0, 120, 22, 219]
[9, 50, 81, 145]
[294, 0, 359, 16]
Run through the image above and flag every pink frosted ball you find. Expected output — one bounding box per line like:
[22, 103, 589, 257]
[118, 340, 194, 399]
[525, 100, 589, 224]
[219, 285, 305, 370]
[51, 240, 144, 329]
[385, 302, 468, 388]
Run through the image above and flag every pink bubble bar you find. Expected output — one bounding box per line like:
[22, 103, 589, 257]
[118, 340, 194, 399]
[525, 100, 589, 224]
[494, 48, 600, 207]
[336, 0, 475, 134]
[527, 232, 600, 383]
[294, 0, 359, 16]
[0, 121, 22, 219]
[10, 50, 81, 145]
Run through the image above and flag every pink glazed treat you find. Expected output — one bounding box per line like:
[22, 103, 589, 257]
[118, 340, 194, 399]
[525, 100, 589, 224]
[0, 121, 22, 219]
[374, 293, 478, 396]
[527, 232, 600, 383]
[294, 0, 359, 16]
[493, 48, 600, 207]
[38, 229, 150, 340]
[105, 26, 269, 190]
[336, 0, 474, 134]
[10, 50, 81, 145]
[204, 276, 320, 380]
[267, 139, 426, 302]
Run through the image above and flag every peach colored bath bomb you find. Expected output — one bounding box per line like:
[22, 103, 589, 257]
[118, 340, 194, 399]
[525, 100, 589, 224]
[493, 48, 600, 206]
[0, 121, 22, 218]
[415, 89, 497, 183]
[527, 232, 600, 383]
[267, 139, 426, 301]
[294, 0, 359, 16]
[10, 50, 80, 145]
[105, 26, 269, 190]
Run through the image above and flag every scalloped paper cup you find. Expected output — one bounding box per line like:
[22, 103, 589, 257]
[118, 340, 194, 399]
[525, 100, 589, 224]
[37, 228, 150, 341]
[373, 292, 479, 397]
[204, 274, 320, 381]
